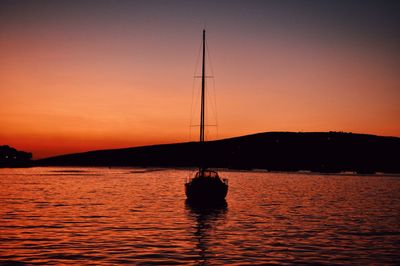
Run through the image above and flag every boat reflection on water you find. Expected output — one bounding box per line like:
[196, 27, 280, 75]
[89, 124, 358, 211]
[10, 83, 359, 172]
[185, 200, 228, 264]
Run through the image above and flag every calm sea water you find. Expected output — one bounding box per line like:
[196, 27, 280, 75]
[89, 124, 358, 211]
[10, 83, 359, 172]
[1, 167, 399, 265]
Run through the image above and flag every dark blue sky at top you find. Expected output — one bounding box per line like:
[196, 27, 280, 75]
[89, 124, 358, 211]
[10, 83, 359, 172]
[1, 0, 399, 88]
[1, 0, 399, 86]
[1, 0, 399, 46]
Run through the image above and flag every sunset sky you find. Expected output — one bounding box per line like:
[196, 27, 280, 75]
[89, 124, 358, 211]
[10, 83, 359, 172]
[1, 0, 399, 158]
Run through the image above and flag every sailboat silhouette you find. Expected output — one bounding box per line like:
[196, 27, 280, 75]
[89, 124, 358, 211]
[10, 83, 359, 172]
[185, 30, 228, 203]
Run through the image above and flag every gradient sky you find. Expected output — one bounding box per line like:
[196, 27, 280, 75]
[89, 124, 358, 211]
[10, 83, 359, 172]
[1, 0, 399, 158]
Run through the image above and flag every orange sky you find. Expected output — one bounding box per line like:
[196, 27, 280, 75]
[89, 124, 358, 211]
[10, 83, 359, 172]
[1, 1, 399, 158]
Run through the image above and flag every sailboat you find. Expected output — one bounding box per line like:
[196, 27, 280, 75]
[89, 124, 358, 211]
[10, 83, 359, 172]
[185, 29, 228, 203]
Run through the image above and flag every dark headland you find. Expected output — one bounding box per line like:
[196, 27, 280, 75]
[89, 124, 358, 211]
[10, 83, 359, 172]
[0, 145, 33, 168]
[35, 132, 400, 174]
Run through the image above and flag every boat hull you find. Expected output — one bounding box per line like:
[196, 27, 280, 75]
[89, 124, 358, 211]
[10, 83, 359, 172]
[185, 177, 228, 202]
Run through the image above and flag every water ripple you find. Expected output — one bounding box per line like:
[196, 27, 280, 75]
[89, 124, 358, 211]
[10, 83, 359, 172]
[0, 167, 399, 264]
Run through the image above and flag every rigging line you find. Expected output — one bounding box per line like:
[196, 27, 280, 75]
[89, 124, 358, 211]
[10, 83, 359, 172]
[206, 39, 219, 139]
[190, 40, 202, 121]
[189, 39, 203, 141]
[212, 77, 219, 139]
[190, 83, 201, 141]
[206, 42, 218, 119]
[189, 77, 198, 139]
[205, 79, 218, 141]
[190, 125, 218, 127]
[206, 74, 217, 128]
[205, 41, 215, 77]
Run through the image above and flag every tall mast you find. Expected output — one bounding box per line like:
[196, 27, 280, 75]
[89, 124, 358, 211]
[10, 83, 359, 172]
[200, 29, 206, 143]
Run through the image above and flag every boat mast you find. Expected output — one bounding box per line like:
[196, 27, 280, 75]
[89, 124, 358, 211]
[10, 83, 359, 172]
[200, 29, 206, 143]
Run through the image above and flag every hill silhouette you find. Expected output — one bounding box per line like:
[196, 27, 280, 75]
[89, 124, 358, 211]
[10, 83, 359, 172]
[0, 145, 32, 167]
[36, 132, 400, 174]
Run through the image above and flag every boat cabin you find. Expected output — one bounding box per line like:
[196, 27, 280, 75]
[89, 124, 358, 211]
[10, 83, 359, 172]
[195, 169, 219, 178]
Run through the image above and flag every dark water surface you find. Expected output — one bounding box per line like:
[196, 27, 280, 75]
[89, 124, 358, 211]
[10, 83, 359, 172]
[1, 167, 399, 265]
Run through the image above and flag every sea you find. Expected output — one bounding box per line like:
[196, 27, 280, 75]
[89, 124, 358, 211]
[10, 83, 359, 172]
[1, 167, 399, 265]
